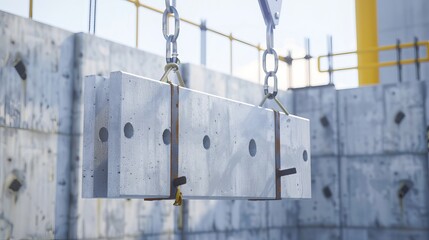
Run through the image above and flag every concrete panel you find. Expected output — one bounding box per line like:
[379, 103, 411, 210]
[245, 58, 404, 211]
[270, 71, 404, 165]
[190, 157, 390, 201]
[293, 86, 338, 156]
[298, 156, 340, 227]
[224, 229, 269, 240]
[180, 63, 294, 112]
[145, 233, 178, 240]
[74, 33, 165, 84]
[109, 42, 165, 80]
[0, 11, 74, 134]
[74, 199, 175, 239]
[383, 82, 426, 153]
[107, 72, 171, 198]
[268, 228, 298, 240]
[338, 85, 384, 155]
[0, 128, 69, 239]
[71, 33, 168, 237]
[54, 132, 72, 239]
[73, 33, 165, 136]
[267, 200, 298, 227]
[341, 154, 429, 228]
[280, 113, 311, 199]
[343, 228, 429, 240]
[82, 75, 109, 198]
[187, 200, 234, 232]
[230, 201, 268, 230]
[298, 227, 341, 240]
[186, 200, 298, 232]
[186, 232, 226, 240]
[178, 87, 276, 199]
[130, 200, 175, 236]
[339, 82, 425, 155]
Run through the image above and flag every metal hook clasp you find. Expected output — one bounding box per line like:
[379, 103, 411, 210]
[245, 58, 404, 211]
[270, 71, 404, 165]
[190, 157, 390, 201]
[160, 63, 185, 87]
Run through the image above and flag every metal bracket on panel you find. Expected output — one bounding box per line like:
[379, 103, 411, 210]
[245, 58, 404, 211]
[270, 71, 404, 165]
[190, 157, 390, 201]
[277, 168, 297, 177]
[173, 176, 187, 187]
[258, 0, 283, 27]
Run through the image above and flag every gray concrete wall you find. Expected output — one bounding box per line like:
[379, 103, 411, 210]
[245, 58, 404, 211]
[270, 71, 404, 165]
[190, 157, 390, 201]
[0, 11, 428, 240]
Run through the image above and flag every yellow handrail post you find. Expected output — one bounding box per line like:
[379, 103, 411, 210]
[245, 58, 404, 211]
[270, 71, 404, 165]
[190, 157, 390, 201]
[29, 0, 33, 19]
[135, 1, 139, 48]
[355, 0, 379, 86]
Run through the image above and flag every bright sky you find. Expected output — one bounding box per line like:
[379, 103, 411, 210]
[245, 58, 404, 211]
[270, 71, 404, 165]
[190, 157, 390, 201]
[0, 0, 358, 89]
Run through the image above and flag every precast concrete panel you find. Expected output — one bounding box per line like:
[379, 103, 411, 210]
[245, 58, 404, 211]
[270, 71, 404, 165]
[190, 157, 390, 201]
[268, 228, 298, 240]
[298, 157, 340, 226]
[268, 200, 299, 227]
[230, 201, 269, 230]
[82, 75, 109, 198]
[342, 228, 429, 240]
[0, 11, 74, 133]
[180, 63, 294, 111]
[383, 82, 425, 153]
[186, 200, 234, 232]
[107, 72, 171, 198]
[178, 87, 276, 199]
[341, 155, 429, 228]
[298, 227, 341, 240]
[293, 86, 338, 156]
[71, 33, 168, 238]
[0, 128, 68, 239]
[339, 82, 426, 155]
[279, 113, 311, 199]
[338, 85, 385, 155]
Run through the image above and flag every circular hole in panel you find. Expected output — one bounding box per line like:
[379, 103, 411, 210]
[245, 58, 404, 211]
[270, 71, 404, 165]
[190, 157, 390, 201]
[99, 127, 108, 142]
[249, 139, 257, 157]
[203, 135, 210, 149]
[124, 122, 134, 138]
[162, 129, 171, 145]
[303, 150, 308, 162]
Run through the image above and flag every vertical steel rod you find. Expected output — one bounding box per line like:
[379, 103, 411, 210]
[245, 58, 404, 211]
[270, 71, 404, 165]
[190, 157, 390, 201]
[258, 45, 261, 84]
[286, 50, 293, 88]
[88, 0, 92, 32]
[396, 39, 402, 83]
[93, 0, 97, 34]
[305, 38, 312, 86]
[88, 0, 97, 34]
[200, 20, 207, 66]
[229, 33, 233, 75]
[327, 35, 334, 85]
[414, 36, 420, 81]
[135, 2, 139, 48]
[29, 0, 33, 19]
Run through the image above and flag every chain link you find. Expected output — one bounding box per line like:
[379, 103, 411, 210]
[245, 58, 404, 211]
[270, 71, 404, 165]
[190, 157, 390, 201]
[262, 23, 279, 99]
[266, 24, 274, 51]
[162, 1, 180, 63]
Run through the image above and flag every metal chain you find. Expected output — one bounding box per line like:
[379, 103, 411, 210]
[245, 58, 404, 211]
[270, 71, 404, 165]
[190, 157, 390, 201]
[163, 0, 180, 64]
[263, 23, 279, 99]
[259, 23, 289, 115]
[159, 0, 185, 89]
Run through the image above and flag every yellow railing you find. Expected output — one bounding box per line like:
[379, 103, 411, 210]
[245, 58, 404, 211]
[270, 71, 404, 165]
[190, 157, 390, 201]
[126, 0, 266, 77]
[318, 41, 429, 73]
[24, 0, 429, 87]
